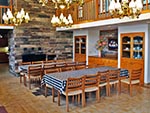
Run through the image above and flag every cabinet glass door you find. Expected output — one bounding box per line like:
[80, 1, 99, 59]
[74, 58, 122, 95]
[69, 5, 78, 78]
[133, 36, 143, 59]
[75, 38, 79, 53]
[122, 36, 131, 58]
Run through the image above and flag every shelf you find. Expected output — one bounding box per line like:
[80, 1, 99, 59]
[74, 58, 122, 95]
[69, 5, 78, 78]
[123, 50, 130, 52]
[122, 43, 130, 44]
[133, 43, 143, 45]
[133, 50, 143, 52]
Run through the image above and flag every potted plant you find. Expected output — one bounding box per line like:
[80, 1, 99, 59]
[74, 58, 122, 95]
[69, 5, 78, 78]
[95, 36, 107, 57]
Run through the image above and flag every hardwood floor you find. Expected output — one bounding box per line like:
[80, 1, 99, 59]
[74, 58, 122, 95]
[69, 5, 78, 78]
[0, 63, 150, 113]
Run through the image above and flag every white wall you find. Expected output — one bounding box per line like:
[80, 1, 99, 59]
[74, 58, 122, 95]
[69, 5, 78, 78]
[118, 24, 150, 83]
[147, 24, 150, 83]
[88, 28, 99, 56]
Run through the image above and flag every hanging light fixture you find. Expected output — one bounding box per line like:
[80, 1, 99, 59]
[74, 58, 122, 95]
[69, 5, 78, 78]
[109, 0, 143, 19]
[51, 13, 73, 27]
[39, 0, 84, 9]
[2, 8, 30, 26]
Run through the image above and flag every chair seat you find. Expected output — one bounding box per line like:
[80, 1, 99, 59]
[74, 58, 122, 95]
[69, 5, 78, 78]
[121, 78, 140, 84]
[62, 90, 82, 96]
[46, 84, 53, 88]
[99, 82, 107, 87]
[25, 73, 41, 79]
[20, 72, 26, 76]
[109, 80, 119, 85]
[85, 87, 99, 92]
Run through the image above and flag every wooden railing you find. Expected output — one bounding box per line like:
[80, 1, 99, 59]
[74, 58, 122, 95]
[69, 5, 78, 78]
[0, 0, 150, 25]
[67, 0, 150, 24]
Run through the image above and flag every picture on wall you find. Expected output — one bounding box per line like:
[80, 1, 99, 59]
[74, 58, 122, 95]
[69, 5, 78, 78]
[108, 38, 118, 50]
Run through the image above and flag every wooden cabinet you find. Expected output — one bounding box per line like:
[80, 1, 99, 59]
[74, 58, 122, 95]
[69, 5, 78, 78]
[88, 56, 118, 68]
[120, 32, 144, 85]
[74, 36, 86, 62]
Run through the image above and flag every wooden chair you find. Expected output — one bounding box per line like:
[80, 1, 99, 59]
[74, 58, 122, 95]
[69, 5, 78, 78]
[43, 63, 60, 97]
[97, 70, 109, 97]
[121, 68, 142, 96]
[24, 65, 43, 89]
[19, 61, 31, 84]
[61, 76, 85, 112]
[84, 74, 100, 106]
[108, 69, 121, 96]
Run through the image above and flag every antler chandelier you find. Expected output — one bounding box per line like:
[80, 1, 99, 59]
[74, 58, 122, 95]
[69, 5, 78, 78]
[51, 13, 73, 27]
[3, 8, 30, 26]
[109, 0, 143, 19]
[39, 0, 84, 9]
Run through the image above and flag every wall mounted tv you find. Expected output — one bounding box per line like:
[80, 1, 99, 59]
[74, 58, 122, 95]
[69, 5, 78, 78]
[108, 38, 118, 51]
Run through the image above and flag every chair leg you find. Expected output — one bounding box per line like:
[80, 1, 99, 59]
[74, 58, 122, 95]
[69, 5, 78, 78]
[29, 79, 31, 90]
[20, 75, 22, 83]
[23, 76, 27, 86]
[108, 84, 111, 96]
[130, 84, 132, 96]
[58, 90, 60, 106]
[45, 85, 47, 97]
[82, 91, 85, 107]
[97, 89, 100, 103]
[118, 82, 121, 95]
[106, 85, 109, 96]
[78, 94, 80, 104]
[66, 95, 69, 112]
[72, 95, 75, 103]
[52, 87, 55, 102]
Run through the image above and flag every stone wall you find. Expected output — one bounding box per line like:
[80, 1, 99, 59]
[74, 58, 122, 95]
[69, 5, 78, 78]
[9, 0, 73, 74]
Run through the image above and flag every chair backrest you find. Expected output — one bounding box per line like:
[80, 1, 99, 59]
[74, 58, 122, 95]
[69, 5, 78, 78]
[84, 74, 99, 88]
[66, 62, 76, 66]
[66, 76, 84, 93]
[75, 61, 87, 70]
[43, 63, 59, 74]
[60, 66, 73, 72]
[43, 60, 56, 64]
[28, 65, 43, 79]
[32, 61, 43, 64]
[130, 68, 142, 81]
[108, 69, 120, 81]
[55, 62, 66, 68]
[97, 70, 109, 83]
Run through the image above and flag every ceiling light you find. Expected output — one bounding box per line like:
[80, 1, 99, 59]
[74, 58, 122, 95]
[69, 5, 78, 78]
[109, 0, 143, 19]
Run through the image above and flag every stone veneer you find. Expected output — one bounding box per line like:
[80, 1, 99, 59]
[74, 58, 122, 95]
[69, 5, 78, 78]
[9, 0, 73, 75]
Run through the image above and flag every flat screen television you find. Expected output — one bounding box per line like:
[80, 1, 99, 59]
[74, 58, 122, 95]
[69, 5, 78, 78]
[108, 38, 118, 51]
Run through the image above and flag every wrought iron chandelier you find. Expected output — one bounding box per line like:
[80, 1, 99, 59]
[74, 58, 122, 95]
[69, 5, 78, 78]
[109, 0, 143, 19]
[51, 13, 73, 27]
[39, 0, 84, 9]
[2, 8, 30, 26]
